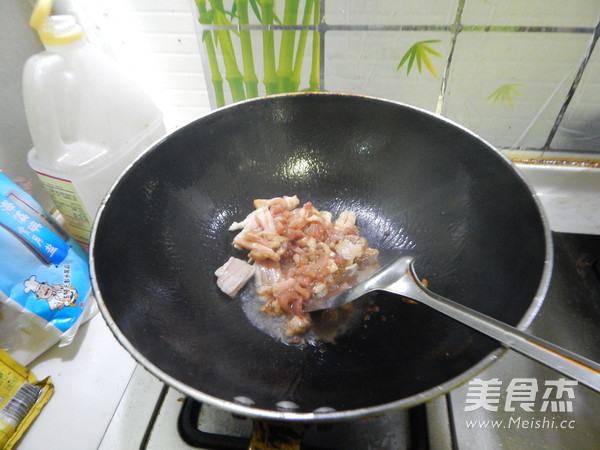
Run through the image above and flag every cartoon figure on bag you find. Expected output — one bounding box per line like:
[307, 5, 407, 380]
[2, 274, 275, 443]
[23, 275, 78, 310]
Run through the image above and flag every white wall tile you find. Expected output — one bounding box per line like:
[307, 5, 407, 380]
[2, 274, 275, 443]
[325, 31, 450, 112]
[72, 0, 600, 153]
[551, 41, 600, 151]
[140, 34, 203, 54]
[442, 32, 591, 149]
[117, 12, 197, 34]
[115, 0, 191, 13]
[325, 0, 459, 26]
[462, 0, 600, 28]
[75, 0, 211, 130]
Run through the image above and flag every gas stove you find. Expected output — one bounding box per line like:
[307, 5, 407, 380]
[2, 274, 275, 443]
[92, 231, 600, 450]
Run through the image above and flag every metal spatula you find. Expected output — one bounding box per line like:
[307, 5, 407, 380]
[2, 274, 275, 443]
[304, 256, 600, 393]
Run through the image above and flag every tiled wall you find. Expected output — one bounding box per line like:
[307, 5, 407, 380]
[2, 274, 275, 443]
[76, 0, 600, 155]
[322, 1, 600, 154]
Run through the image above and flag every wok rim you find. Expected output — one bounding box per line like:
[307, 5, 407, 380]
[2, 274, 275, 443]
[90, 91, 553, 422]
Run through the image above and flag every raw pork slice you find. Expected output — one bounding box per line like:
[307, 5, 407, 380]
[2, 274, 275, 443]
[215, 257, 255, 297]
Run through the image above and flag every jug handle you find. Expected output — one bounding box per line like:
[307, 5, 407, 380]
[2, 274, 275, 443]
[23, 53, 72, 164]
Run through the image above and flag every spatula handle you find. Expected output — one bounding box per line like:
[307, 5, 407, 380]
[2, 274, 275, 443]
[384, 261, 600, 394]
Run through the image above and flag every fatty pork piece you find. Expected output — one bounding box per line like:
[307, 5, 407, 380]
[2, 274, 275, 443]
[215, 257, 255, 297]
[216, 196, 378, 337]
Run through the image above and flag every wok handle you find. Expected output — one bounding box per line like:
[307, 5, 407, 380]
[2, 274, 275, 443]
[383, 264, 600, 394]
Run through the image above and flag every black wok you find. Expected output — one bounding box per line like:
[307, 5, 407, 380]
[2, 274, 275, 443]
[90, 92, 552, 422]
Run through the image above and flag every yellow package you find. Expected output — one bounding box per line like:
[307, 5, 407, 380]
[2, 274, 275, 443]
[0, 349, 53, 449]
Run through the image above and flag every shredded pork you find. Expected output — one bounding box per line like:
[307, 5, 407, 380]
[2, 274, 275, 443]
[215, 196, 378, 336]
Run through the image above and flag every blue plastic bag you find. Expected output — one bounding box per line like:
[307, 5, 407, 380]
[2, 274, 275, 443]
[0, 173, 95, 365]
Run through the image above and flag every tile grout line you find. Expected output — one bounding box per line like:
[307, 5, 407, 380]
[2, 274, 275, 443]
[436, 0, 466, 116]
[543, 19, 600, 152]
[197, 24, 596, 34]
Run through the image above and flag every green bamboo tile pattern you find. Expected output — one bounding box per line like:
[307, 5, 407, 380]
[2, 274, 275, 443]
[191, 0, 600, 154]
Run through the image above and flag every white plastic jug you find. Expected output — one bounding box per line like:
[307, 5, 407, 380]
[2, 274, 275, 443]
[24, 0, 165, 245]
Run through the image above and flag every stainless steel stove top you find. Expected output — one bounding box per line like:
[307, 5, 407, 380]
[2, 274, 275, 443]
[446, 232, 600, 450]
[140, 232, 600, 450]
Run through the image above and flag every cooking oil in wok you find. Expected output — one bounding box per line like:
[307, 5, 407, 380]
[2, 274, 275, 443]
[238, 285, 376, 347]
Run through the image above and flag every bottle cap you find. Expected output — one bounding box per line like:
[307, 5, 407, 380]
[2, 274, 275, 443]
[30, 0, 83, 46]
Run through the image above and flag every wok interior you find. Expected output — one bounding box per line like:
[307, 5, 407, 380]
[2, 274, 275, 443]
[92, 93, 547, 415]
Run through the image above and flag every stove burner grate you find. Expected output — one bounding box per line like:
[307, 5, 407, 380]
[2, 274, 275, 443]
[177, 397, 430, 449]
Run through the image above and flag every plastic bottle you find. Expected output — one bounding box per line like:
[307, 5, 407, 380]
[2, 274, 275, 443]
[23, 0, 165, 246]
